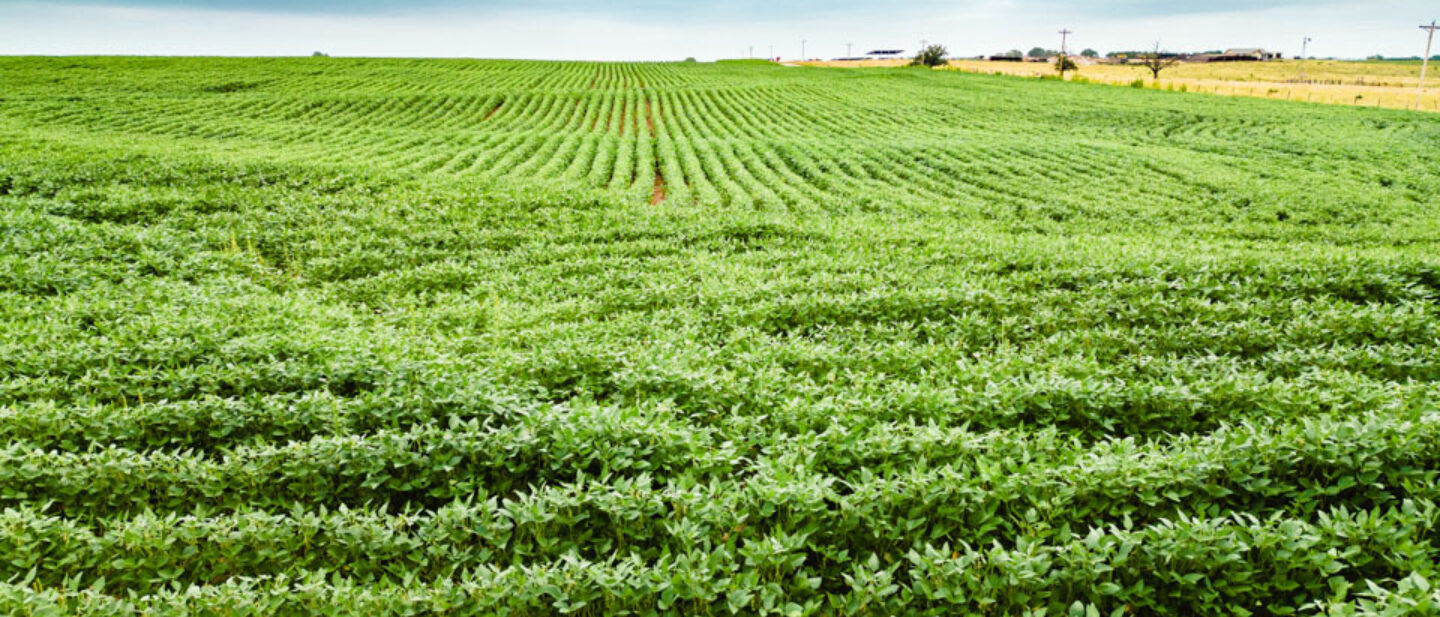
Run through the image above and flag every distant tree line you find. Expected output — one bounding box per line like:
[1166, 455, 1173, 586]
[1026, 47, 1085, 58]
[993, 48, 1099, 59]
[1367, 54, 1440, 61]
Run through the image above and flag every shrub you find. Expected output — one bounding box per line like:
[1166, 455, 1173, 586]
[911, 45, 949, 68]
[1055, 56, 1078, 76]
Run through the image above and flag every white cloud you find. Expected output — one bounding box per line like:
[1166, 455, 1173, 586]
[0, 1, 1433, 60]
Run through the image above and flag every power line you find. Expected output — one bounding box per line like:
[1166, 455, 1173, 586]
[1420, 21, 1438, 108]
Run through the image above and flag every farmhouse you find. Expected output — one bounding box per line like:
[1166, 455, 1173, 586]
[1214, 48, 1284, 62]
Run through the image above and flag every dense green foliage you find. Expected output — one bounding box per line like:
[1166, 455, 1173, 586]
[911, 45, 949, 68]
[1, 56, 1439, 615]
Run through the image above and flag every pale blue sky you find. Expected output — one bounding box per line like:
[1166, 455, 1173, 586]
[0, 1, 1433, 60]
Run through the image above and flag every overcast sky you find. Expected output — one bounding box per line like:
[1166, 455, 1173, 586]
[0, 1, 1434, 60]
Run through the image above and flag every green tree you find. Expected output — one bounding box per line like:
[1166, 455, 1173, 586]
[1056, 55, 1078, 77]
[911, 44, 950, 68]
[1080, 48, 1099, 58]
[1027, 47, 1049, 58]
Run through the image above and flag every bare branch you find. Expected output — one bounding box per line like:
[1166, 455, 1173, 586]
[1139, 42, 1181, 80]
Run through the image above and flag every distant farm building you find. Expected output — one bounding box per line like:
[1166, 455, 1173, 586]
[1103, 48, 1283, 64]
[835, 49, 908, 62]
[1105, 51, 1185, 64]
[1212, 48, 1284, 62]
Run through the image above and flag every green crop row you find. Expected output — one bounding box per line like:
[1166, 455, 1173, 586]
[0, 502, 1436, 615]
[2, 410, 1435, 572]
[1, 56, 1438, 613]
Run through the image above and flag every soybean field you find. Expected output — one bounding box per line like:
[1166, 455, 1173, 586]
[2, 57, 1440, 615]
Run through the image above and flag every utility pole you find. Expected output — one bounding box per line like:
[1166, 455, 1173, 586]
[749, 46, 754, 59]
[1299, 36, 1312, 81]
[1421, 21, 1439, 108]
[769, 45, 775, 60]
[802, 40, 807, 60]
[1056, 28, 1074, 78]
[847, 42, 853, 58]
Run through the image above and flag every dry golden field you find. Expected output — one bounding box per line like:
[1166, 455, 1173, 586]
[805, 58, 1440, 112]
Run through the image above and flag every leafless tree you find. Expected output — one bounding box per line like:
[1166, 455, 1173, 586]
[1139, 42, 1180, 80]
